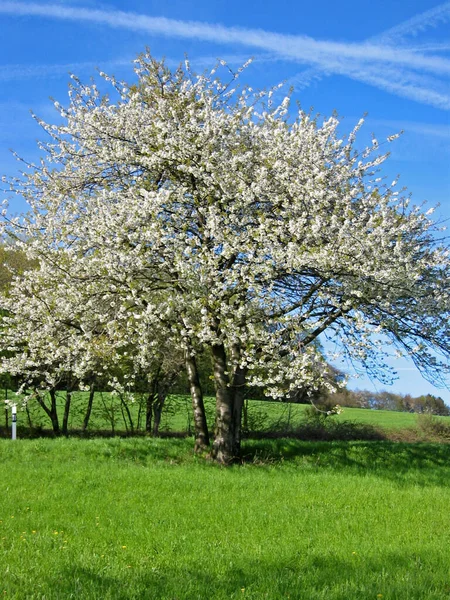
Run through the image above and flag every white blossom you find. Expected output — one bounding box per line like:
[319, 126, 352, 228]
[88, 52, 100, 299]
[0, 51, 448, 409]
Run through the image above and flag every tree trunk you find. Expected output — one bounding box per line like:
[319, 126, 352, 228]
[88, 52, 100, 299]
[243, 398, 248, 432]
[210, 342, 236, 464]
[229, 342, 247, 456]
[62, 389, 72, 435]
[146, 392, 154, 433]
[119, 401, 128, 432]
[49, 389, 60, 434]
[231, 366, 247, 456]
[152, 389, 166, 436]
[36, 389, 60, 435]
[99, 392, 115, 434]
[82, 384, 95, 432]
[120, 395, 134, 433]
[185, 352, 210, 451]
[25, 404, 33, 429]
[146, 374, 159, 433]
[137, 393, 144, 430]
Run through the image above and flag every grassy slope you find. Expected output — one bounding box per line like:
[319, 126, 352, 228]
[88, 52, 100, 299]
[3, 391, 446, 434]
[240, 401, 422, 430]
[1, 437, 450, 599]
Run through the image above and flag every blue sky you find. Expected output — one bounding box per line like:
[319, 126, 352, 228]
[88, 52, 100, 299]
[0, 0, 449, 402]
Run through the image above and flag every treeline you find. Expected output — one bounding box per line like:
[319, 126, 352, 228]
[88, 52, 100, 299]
[327, 389, 450, 416]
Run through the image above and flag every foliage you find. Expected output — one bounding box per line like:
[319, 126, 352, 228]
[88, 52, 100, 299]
[0, 244, 37, 292]
[302, 400, 342, 423]
[417, 413, 450, 440]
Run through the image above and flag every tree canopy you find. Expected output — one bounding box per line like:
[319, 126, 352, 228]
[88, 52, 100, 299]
[1, 52, 449, 462]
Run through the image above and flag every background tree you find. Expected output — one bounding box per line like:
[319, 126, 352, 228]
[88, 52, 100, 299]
[0, 245, 36, 292]
[0, 260, 191, 435]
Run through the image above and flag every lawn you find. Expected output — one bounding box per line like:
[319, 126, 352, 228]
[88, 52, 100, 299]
[1, 437, 450, 599]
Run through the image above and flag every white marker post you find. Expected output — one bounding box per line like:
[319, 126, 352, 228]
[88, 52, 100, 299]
[11, 404, 17, 440]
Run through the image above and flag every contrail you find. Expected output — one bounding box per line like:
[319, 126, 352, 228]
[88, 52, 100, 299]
[0, 1, 448, 108]
[0, 2, 448, 75]
[375, 1, 450, 45]
[284, 1, 450, 108]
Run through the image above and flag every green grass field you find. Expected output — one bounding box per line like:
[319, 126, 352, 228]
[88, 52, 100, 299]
[1, 437, 450, 599]
[3, 390, 447, 436]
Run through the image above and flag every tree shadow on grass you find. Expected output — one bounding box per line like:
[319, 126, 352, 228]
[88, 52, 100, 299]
[2, 425, 449, 488]
[79, 436, 197, 465]
[28, 549, 450, 599]
[247, 419, 388, 442]
[242, 438, 450, 487]
[0, 425, 191, 439]
[84, 434, 450, 488]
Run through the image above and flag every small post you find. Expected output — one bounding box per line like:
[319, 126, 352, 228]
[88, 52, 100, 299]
[5, 387, 8, 429]
[11, 404, 17, 440]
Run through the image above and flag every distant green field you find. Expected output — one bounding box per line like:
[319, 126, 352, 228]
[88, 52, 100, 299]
[240, 401, 425, 431]
[1, 437, 450, 599]
[1, 390, 448, 435]
[334, 406, 422, 429]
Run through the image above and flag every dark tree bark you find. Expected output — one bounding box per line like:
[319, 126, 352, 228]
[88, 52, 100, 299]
[82, 383, 95, 432]
[146, 373, 159, 433]
[145, 368, 170, 437]
[99, 392, 115, 434]
[152, 389, 166, 436]
[145, 392, 153, 433]
[242, 398, 248, 432]
[137, 393, 143, 430]
[230, 343, 247, 456]
[62, 389, 72, 435]
[25, 403, 33, 429]
[210, 342, 237, 464]
[144, 388, 166, 436]
[209, 339, 248, 463]
[36, 388, 60, 435]
[120, 395, 134, 433]
[185, 352, 210, 451]
[231, 366, 247, 457]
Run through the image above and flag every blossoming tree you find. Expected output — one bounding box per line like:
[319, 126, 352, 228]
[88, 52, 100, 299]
[2, 53, 449, 462]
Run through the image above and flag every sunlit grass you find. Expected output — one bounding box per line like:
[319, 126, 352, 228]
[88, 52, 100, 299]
[1, 437, 450, 598]
[3, 390, 448, 436]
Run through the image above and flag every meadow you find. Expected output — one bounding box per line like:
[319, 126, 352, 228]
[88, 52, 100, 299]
[1, 390, 440, 437]
[1, 437, 450, 599]
[2, 393, 450, 598]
